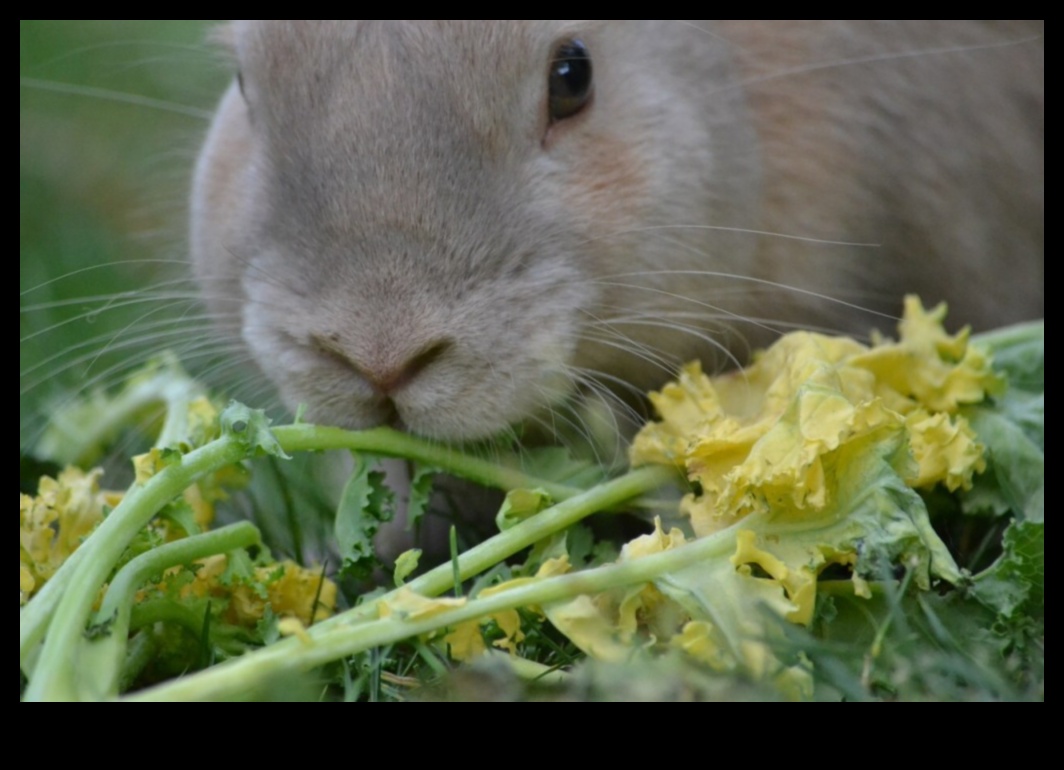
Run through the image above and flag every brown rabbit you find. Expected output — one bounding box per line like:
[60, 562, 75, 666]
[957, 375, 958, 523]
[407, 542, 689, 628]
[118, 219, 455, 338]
[191, 21, 1043, 442]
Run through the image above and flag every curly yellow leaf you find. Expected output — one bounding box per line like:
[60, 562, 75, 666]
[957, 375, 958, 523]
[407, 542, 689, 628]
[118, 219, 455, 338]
[732, 531, 817, 625]
[906, 411, 986, 491]
[278, 617, 313, 644]
[379, 588, 466, 622]
[19, 468, 113, 604]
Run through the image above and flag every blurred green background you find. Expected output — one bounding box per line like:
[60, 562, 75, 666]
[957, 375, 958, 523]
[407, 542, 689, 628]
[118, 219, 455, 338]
[20, 20, 227, 447]
[21, 21, 339, 565]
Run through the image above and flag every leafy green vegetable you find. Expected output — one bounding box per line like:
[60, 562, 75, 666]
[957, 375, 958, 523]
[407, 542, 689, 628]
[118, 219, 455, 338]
[220, 402, 290, 461]
[35, 355, 207, 468]
[393, 550, 422, 587]
[973, 521, 1044, 620]
[335, 458, 397, 581]
[19, 312, 1044, 702]
[960, 326, 1044, 526]
[975, 323, 1044, 392]
[516, 446, 610, 489]
[496, 488, 555, 532]
[806, 585, 1037, 702]
[406, 465, 438, 533]
[963, 407, 1044, 521]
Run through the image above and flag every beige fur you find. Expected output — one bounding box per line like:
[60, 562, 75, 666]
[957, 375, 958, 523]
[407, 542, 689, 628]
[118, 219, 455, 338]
[192, 21, 1043, 442]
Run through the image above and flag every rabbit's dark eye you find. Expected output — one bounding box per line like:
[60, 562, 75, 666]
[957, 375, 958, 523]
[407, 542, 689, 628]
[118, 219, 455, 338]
[548, 39, 593, 123]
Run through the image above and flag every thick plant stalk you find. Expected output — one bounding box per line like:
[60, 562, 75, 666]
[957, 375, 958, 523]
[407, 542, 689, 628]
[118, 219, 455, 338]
[79, 523, 262, 701]
[271, 425, 584, 501]
[24, 435, 249, 701]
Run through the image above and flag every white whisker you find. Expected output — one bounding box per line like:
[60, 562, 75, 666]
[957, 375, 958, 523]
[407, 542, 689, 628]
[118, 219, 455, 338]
[19, 76, 213, 120]
[706, 35, 1045, 101]
[20, 294, 207, 344]
[19, 260, 194, 298]
[584, 224, 881, 250]
[21, 320, 217, 393]
[592, 273, 899, 323]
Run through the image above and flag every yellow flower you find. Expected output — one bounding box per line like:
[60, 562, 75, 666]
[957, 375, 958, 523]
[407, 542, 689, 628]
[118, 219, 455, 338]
[134, 448, 173, 486]
[255, 561, 337, 625]
[379, 587, 467, 621]
[856, 298, 1004, 414]
[377, 587, 527, 663]
[278, 617, 313, 644]
[632, 297, 996, 537]
[185, 397, 222, 448]
[443, 608, 526, 662]
[615, 298, 990, 689]
[19, 468, 119, 605]
[905, 410, 987, 491]
[188, 557, 337, 626]
[543, 520, 690, 664]
[541, 595, 633, 664]
[669, 619, 813, 702]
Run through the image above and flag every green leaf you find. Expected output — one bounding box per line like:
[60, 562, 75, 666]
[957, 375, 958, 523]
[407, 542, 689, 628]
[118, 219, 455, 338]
[807, 587, 1036, 702]
[496, 488, 554, 532]
[974, 322, 1043, 393]
[394, 550, 422, 587]
[566, 524, 597, 569]
[1028, 484, 1044, 525]
[221, 402, 289, 460]
[517, 447, 608, 488]
[972, 521, 1044, 621]
[221, 548, 257, 591]
[962, 408, 1044, 521]
[158, 501, 201, 538]
[256, 607, 281, 647]
[406, 466, 437, 533]
[34, 355, 207, 467]
[335, 457, 397, 581]
[959, 323, 1043, 522]
[1001, 391, 1043, 451]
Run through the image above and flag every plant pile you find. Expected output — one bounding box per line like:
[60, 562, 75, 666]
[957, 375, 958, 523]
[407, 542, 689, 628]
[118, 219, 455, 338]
[19, 300, 1043, 701]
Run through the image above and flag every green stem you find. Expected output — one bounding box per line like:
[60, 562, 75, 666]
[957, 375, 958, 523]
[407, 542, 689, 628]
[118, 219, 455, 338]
[23, 435, 248, 702]
[35, 365, 199, 468]
[78, 523, 262, 701]
[129, 599, 213, 637]
[272, 425, 585, 501]
[870, 566, 917, 659]
[120, 631, 158, 694]
[21, 368, 200, 671]
[127, 510, 734, 702]
[450, 527, 463, 598]
[20, 545, 90, 673]
[315, 465, 676, 632]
